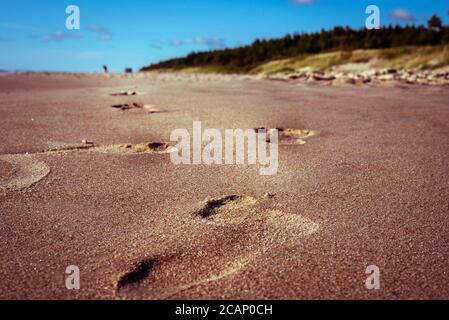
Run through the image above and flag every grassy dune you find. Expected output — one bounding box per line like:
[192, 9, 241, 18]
[160, 45, 449, 75]
[251, 45, 449, 74]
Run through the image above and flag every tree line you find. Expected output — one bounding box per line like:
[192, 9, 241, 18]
[141, 15, 449, 73]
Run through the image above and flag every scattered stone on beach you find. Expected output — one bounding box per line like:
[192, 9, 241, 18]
[266, 69, 449, 86]
[363, 78, 372, 84]
[81, 139, 95, 146]
[378, 74, 395, 81]
[313, 74, 336, 81]
[264, 192, 276, 198]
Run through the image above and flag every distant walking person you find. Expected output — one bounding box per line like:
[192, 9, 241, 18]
[103, 65, 108, 73]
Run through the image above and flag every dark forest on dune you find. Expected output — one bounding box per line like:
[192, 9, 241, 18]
[141, 15, 449, 73]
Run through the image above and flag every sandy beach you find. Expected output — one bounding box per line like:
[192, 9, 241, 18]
[1, 72, 449, 299]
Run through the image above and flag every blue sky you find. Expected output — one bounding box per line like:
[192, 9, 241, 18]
[0, 0, 448, 72]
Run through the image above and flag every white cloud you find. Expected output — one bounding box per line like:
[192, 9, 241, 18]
[170, 36, 226, 49]
[388, 8, 416, 22]
[34, 31, 82, 42]
[149, 43, 162, 50]
[1, 22, 39, 32]
[291, 0, 316, 5]
[88, 24, 113, 41]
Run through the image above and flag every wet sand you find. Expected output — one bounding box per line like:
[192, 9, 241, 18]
[1, 73, 449, 299]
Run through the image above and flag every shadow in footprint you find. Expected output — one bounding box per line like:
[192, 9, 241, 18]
[117, 259, 155, 293]
[193, 195, 257, 225]
[111, 104, 132, 111]
[193, 195, 241, 218]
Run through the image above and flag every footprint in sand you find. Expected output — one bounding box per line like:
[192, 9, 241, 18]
[40, 141, 175, 155]
[110, 90, 139, 96]
[254, 127, 317, 145]
[115, 253, 255, 299]
[88, 142, 175, 155]
[115, 194, 319, 298]
[194, 194, 319, 240]
[187, 195, 319, 289]
[0, 154, 50, 192]
[0, 141, 173, 192]
[110, 102, 165, 114]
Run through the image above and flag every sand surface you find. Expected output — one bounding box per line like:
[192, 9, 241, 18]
[1, 73, 449, 299]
